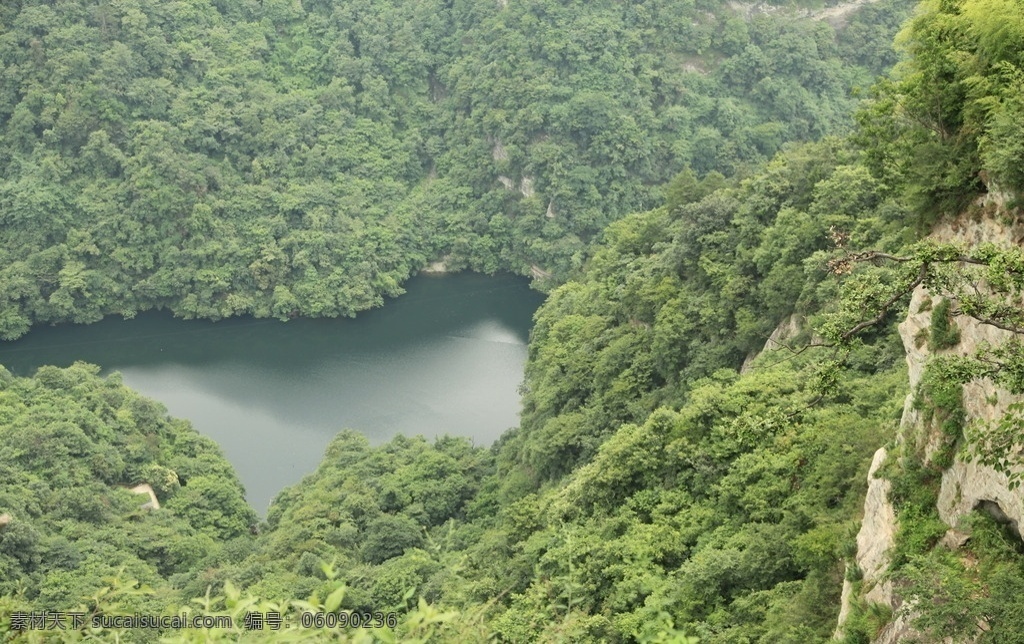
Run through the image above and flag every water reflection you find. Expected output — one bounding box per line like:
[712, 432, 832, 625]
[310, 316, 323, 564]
[0, 273, 545, 513]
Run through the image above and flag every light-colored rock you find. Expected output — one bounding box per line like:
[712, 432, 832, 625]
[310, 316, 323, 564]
[492, 140, 508, 161]
[497, 174, 536, 198]
[835, 577, 854, 635]
[129, 483, 160, 511]
[897, 289, 935, 461]
[739, 354, 755, 375]
[860, 449, 897, 597]
[939, 527, 972, 550]
[740, 313, 806, 374]
[421, 255, 453, 274]
[834, 287, 935, 640]
[728, 0, 884, 27]
[0, 513, 11, 530]
[764, 314, 802, 351]
[939, 458, 1024, 537]
[897, 289, 931, 393]
[814, 0, 882, 29]
[891, 214, 1024, 537]
[835, 447, 923, 641]
[871, 613, 921, 644]
[546, 199, 556, 219]
[839, 206, 1024, 641]
[834, 448, 899, 638]
[928, 214, 1024, 536]
[520, 176, 535, 198]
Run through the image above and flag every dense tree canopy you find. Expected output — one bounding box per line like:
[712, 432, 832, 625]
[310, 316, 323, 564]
[128, 137, 915, 641]
[857, 0, 1024, 219]
[0, 362, 254, 613]
[12, 0, 1024, 640]
[0, 0, 910, 339]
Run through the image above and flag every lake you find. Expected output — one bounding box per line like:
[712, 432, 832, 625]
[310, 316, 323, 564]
[0, 273, 545, 514]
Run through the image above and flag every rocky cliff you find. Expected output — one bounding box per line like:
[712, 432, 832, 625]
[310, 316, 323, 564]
[835, 198, 1024, 641]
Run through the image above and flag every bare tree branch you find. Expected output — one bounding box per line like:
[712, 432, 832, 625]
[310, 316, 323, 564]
[846, 250, 992, 268]
[960, 314, 1024, 336]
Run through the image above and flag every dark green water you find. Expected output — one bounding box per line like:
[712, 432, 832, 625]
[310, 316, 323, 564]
[0, 273, 545, 514]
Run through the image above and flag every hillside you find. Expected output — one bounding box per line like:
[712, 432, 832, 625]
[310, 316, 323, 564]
[0, 363, 254, 613]
[2, 136, 916, 641]
[0, 0, 908, 338]
[9, 0, 1024, 641]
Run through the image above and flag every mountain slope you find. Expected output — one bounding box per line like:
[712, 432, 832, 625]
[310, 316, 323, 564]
[0, 0, 910, 338]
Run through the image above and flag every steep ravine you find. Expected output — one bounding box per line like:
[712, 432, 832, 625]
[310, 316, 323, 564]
[836, 196, 1024, 642]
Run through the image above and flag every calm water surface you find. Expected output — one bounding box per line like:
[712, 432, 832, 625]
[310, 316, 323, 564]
[0, 273, 545, 513]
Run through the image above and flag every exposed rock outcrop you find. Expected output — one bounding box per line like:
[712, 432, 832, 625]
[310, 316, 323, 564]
[520, 176, 535, 198]
[129, 483, 160, 511]
[857, 449, 897, 604]
[837, 205, 1024, 641]
[728, 0, 884, 28]
[925, 213, 1024, 537]
[741, 314, 800, 373]
[496, 173, 536, 199]
[422, 255, 453, 274]
[834, 446, 921, 642]
[740, 313, 817, 374]
[492, 140, 508, 162]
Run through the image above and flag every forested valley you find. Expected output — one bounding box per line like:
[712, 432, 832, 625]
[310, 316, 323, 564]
[4, 0, 1024, 641]
[0, 0, 905, 337]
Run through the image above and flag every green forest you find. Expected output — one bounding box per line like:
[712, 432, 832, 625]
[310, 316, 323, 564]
[0, 0, 907, 338]
[4, 0, 1024, 640]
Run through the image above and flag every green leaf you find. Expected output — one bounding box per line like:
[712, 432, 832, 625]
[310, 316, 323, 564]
[324, 585, 346, 614]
